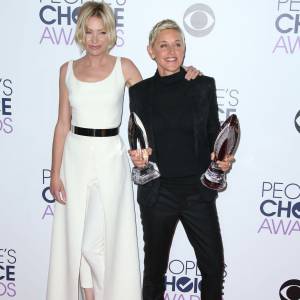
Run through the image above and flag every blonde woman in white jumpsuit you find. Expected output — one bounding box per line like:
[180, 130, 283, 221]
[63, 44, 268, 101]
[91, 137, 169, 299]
[46, 2, 143, 300]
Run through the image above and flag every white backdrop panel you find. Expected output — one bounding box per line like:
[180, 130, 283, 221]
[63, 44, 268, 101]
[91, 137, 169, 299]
[0, 0, 299, 299]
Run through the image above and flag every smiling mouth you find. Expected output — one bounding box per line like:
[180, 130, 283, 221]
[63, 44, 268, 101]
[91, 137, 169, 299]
[165, 57, 177, 62]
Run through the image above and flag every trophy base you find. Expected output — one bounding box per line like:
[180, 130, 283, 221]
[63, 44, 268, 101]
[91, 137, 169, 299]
[200, 162, 227, 191]
[132, 162, 160, 185]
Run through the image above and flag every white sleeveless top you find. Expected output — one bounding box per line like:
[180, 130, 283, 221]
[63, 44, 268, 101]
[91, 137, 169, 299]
[65, 57, 125, 129]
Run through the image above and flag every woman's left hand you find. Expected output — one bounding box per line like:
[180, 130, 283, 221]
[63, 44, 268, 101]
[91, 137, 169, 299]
[211, 152, 235, 172]
[184, 65, 202, 80]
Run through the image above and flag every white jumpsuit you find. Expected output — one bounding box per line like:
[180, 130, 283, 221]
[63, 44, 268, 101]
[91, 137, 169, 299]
[47, 57, 141, 300]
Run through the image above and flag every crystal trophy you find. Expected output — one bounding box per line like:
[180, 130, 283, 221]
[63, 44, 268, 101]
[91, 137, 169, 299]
[128, 112, 160, 185]
[201, 114, 240, 191]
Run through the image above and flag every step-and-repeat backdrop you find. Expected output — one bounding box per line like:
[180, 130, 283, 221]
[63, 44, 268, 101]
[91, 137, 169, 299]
[0, 1, 299, 299]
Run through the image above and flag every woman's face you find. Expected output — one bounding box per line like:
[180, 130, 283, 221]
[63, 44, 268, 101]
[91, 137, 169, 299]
[84, 16, 110, 55]
[148, 29, 185, 76]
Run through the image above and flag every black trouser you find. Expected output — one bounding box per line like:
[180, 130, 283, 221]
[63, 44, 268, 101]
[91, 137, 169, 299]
[140, 180, 224, 300]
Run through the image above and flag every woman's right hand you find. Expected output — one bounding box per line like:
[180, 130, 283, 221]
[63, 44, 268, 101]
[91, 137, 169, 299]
[50, 175, 66, 205]
[128, 148, 152, 169]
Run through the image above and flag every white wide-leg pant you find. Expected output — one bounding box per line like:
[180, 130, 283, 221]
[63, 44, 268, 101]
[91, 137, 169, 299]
[47, 133, 141, 300]
[80, 181, 105, 298]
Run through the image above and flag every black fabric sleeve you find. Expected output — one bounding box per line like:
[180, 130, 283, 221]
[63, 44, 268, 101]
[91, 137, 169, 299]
[128, 86, 136, 113]
[129, 85, 144, 119]
[207, 78, 220, 152]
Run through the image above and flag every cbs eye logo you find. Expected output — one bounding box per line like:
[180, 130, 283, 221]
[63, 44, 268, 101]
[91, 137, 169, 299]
[279, 279, 300, 300]
[183, 3, 215, 37]
[295, 110, 300, 133]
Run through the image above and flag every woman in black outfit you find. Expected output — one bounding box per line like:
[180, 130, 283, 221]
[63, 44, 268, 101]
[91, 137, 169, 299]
[129, 19, 234, 300]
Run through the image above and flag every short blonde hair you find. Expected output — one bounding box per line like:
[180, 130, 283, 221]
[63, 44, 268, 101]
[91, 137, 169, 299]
[75, 1, 116, 51]
[148, 19, 185, 47]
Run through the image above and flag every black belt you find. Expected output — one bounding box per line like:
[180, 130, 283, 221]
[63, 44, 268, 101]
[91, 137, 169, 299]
[72, 126, 119, 137]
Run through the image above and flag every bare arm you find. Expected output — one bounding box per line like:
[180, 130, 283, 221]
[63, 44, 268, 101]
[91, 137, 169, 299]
[121, 57, 143, 87]
[50, 63, 71, 204]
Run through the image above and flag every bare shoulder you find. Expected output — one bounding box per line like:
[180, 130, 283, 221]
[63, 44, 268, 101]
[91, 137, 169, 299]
[120, 57, 142, 87]
[59, 61, 69, 78]
[121, 57, 138, 72]
[58, 62, 71, 90]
